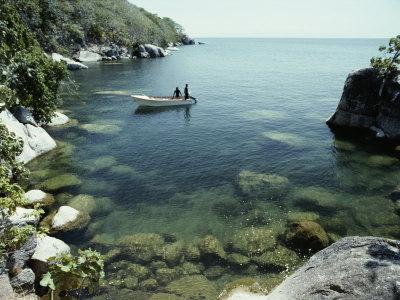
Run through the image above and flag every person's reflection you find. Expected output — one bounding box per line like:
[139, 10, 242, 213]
[184, 106, 191, 123]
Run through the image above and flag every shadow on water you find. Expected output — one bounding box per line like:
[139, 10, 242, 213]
[133, 105, 193, 121]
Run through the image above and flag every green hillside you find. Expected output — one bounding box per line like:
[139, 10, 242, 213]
[11, 0, 184, 55]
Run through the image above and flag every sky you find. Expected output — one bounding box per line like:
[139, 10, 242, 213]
[129, 0, 400, 38]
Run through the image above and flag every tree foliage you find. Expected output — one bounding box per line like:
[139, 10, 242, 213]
[9, 0, 184, 54]
[0, 1, 68, 123]
[371, 35, 400, 80]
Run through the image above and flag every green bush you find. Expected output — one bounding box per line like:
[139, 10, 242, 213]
[371, 35, 400, 80]
[0, 1, 68, 123]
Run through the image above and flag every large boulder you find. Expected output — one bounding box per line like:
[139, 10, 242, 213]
[30, 235, 70, 277]
[284, 221, 329, 253]
[0, 109, 57, 163]
[181, 35, 195, 45]
[46, 112, 70, 126]
[144, 44, 166, 58]
[265, 237, 400, 299]
[50, 206, 90, 234]
[327, 68, 400, 139]
[51, 53, 88, 71]
[9, 208, 40, 227]
[75, 50, 102, 62]
[24, 190, 54, 208]
[10, 268, 35, 291]
[0, 257, 15, 300]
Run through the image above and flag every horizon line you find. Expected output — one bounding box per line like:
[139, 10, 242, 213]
[191, 36, 391, 40]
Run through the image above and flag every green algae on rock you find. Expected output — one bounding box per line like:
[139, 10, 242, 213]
[289, 186, 345, 210]
[238, 170, 289, 199]
[139, 278, 159, 291]
[165, 275, 218, 299]
[149, 293, 183, 300]
[81, 123, 122, 134]
[226, 253, 251, 267]
[251, 245, 300, 270]
[284, 221, 329, 253]
[287, 211, 320, 222]
[161, 241, 186, 266]
[68, 194, 113, 216]
[118, 233, 165, 262]
[198, 235, 226, 259]
[231, 227, 277, 256]
[175, 262, 203, 276]
[155, 268, 179, 285]
[39, 174, 81, 192]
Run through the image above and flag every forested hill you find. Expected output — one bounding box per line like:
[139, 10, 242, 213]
[10, 0, 184, 55]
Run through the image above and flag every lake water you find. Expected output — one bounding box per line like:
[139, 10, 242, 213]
[27, 39, 400, 299]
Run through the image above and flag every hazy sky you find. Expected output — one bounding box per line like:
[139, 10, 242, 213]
[129, 0, 400, 38]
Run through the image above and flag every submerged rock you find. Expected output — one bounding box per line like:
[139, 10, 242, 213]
[266, 236, 400, 299]
[165, 275, 217, 299]
[290, 186, 343, 210]
[39, 174, 81, 192]
[287, 211, 320, 222]
[238, 170, 289, 199]
[251, 245, 300, 270]
[226, 253, 251, 267]
[284, 221, 329, 253]
[155, 268, 179, 285]
[118, 233, 165, 263]
[231, 227, 276, 256]
[161, 241, 186, 266]
[139, 278, 159, 291]
[67, 194, 112, 216]
[198, 235, 226, 260]
[326, 68, 400, 140]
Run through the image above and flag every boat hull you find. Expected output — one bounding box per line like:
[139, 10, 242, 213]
[132, 95, 196, 107]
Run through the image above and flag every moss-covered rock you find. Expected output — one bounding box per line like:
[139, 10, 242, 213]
[122, 276, 139, 290]
[103, 249, 121, 264]
[161, 241, 186, 266]
[155, 268, 179, 285]
[290, 186, 343, 210]
[198, 235, 226, 260]
[243, 209, 270, 226]
[238, 170, 289, 199]
[39, 174, 81, 192]
[221, 275, 284, 298]
[139, 278, 159, 291]
[90, 233, 116, 248]
[165, 275, 218, 299]
[203, 265, 225, 280]
[149, 261, 168, 271]
[68, 194, 112, 216]
[287, 211, 320, 222]
[284, 221, 330, 253]
[185, 243, 201, 261]
[251, 245, 300, 270]
[81, 123, 121, 134]
[226, 253, 251, 267]
[127, 264, 151, 281]
[42, 206, 90, 234]
[87, 155, 117, 172]
[149, 294, 183, 300]
[231, 227, 276, 256]
[176, 262, 203, 276]
[118, 233, 165, 262]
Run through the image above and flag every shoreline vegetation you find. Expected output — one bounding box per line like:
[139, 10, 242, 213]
[0, 0, 400, 298]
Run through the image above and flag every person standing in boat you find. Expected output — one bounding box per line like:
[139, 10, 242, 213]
[184, 84, 190, 100]
[173, 87, 182, 99]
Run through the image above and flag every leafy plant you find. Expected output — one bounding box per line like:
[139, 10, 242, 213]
[40, 249, 105, 299]
[370, 35, 400, 96]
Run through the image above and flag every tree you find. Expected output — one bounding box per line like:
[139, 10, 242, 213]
[370, 35, 400, 96]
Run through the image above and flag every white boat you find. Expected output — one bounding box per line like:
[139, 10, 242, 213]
[132, 95, 196, 107]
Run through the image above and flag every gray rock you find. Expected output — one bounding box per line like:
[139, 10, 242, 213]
[76, 50, 102, 62]
[144, 44, 166, 58]
[181, 35, 195, 45]
[10, 107, 38, 127]
[327, 68, 400, 140]
[51, 53, 88, 71]
[0, 109, 57, 163]
[0, 257, 15, 300]
[7, 236, 37, 276]
[138, 45, 150, 58]
[30, 235, 70, 277]
[47, 112, 70, 126]
[10, 268, 35, 291]
[266, 236, 400, 299]
[9, 208, 39, 227]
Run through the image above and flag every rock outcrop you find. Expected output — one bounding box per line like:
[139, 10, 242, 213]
[181, 35, 195, 45]
[227, 236, 400, 299]
[0, 109, 57, 163]
[75, 50, 102, 62]
[136, 44, 167, 58]
[50, 206, 90, 234]
[51, 53, 88, 70]
[24, 190, 54, 207]
[327, 68, 400, 140]
[30, 235, 70, 277]
[46, 112, 70, 126]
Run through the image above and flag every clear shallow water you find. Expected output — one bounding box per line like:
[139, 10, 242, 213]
[27, 39, 400, 298]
